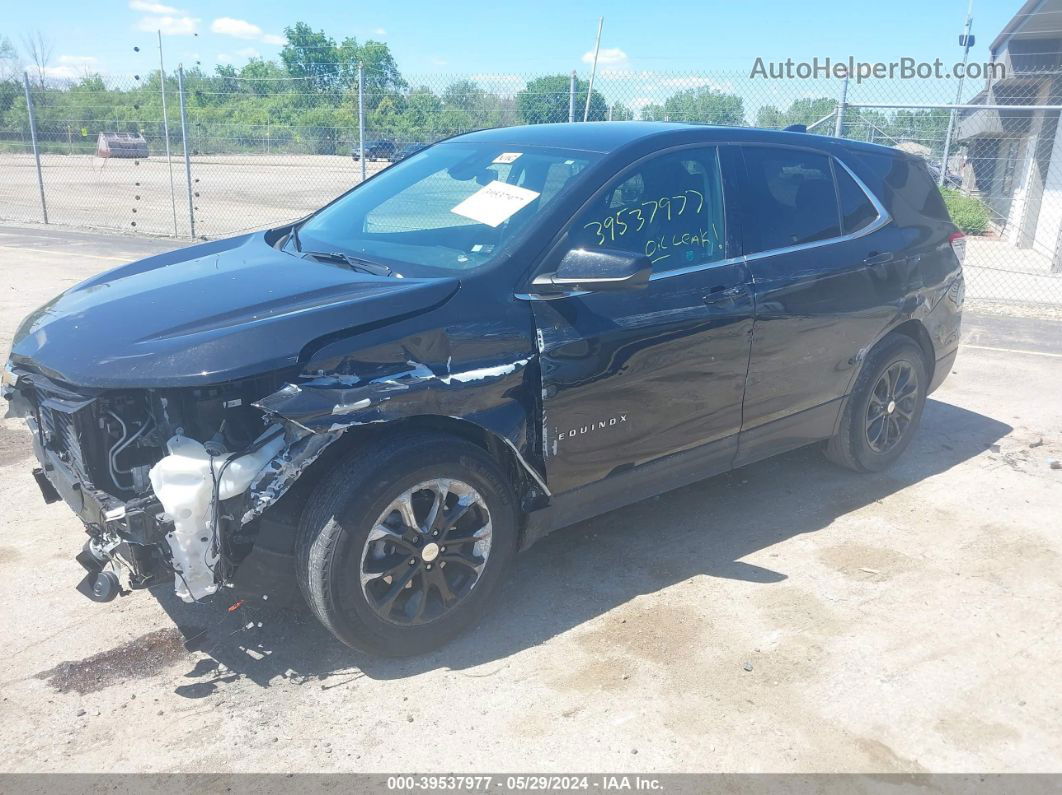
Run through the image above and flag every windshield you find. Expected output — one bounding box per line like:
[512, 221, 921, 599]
[294, 142, 600, 275]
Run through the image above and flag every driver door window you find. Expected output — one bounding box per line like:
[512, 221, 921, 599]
[569, 147, 725, 273]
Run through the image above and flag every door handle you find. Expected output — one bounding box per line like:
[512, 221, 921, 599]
[864, 251, 894, 266]
[703, 285, 747, 305]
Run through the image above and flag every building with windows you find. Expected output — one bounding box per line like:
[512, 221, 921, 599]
[956, 0, 1062, 272]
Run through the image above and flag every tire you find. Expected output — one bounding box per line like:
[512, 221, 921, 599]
[824, 334, 929, 473]
[295, 432, 519, 655]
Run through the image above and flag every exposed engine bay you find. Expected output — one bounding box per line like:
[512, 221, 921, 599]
[4, 367, 315, 604]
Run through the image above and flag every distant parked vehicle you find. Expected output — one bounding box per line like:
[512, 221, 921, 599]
[351, 139, 397, 161]
[391, 142, 429, 162]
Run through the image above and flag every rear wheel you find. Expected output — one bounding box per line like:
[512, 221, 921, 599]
[296, 432, 518, 655]
[824, 335, 929, 472]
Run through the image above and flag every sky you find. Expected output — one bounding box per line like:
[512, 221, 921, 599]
[3, 0, 1021, 85]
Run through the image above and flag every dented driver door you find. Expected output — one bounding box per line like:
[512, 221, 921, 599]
[529, 145, 754, 496]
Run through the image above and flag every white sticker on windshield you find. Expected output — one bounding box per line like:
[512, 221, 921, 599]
[450, 180, 540, 227]
[492, 152, 522, 164]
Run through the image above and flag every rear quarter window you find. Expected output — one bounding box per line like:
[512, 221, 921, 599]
[851, 150, 951, 226]
[835, 162, 879, 234]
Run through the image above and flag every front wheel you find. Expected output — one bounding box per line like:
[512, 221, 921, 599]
[295, 432, 519, 655]
[824, 335, 929, 472]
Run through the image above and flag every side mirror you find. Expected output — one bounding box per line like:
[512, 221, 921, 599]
[531, 248, 652, 294]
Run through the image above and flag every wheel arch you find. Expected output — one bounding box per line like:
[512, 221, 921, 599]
[830, 318, 935, 440]
[881, 319, 935, 384]
[253, 414, 546, 556]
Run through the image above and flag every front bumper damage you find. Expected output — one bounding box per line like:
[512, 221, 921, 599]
[5, 365, 339, 604]
[6, 348, 543, 606]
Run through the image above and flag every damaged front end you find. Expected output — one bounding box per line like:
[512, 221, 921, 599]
[3, 364, 326, 604]
[3, 344, 544, 606]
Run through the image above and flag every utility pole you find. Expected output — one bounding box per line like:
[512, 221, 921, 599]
[177, 64, 195, 238]
[939, 0, 975, 186]
[158, 30, 178, 237]
[583, 17, 604, 122]
[22, 71, 48, 224]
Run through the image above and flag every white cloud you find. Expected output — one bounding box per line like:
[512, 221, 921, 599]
[42, 55, 99, 80]
[129, 0, 180, 13]
[59, 55, 98, 66]
[211, 17, 263, 39]
[137, 15, 200, 35]
[211, 17, 285, 46]
[218, 47, 261, 64]
[582, 47, 627, 66]
[373, 27, 387, 37]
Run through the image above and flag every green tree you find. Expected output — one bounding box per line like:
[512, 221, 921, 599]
[0, 36, 24, 117]
[238, 58, 290, 96]
[280, 22, 347, 97]
[442, 79, 487, 113]
[646, 85, 745, 126]
[405, 86, 442, 137]
[885, 109, 949, 155]
[516, 74, 606, 124]
[355, 39, 407, 110]
[755, 97, 836, 129]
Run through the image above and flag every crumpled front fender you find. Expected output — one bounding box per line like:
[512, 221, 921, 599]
[242, 351, 547, 523]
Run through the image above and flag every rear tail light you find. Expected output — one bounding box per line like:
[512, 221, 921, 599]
[948, 231, 966, 265]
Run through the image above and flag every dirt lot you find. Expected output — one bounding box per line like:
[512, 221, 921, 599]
[1, 153, 389, 239]
[0, 223, 1060, 773]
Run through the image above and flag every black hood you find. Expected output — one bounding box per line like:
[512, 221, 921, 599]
[9, 232, 459, 388]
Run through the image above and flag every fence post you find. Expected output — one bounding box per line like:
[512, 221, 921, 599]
[176, 65, 196, 239]
[569, 71, 576, 123]
[834, 75, 849, 138]
[358, 62, 366, 182]
[939, 113, 958, 188]
[22, 72, 48, 225]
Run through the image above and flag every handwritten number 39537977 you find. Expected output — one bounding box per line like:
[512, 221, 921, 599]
[583, 189, 705, 246]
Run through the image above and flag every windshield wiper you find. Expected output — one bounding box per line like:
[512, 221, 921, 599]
[301, 250, 393, 277]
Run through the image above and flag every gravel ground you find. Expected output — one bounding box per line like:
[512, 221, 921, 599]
[0, 224, 1060, 774]
[0, 153, 389, 239]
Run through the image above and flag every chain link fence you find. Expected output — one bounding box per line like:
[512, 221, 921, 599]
[2, 65, 1062, 306]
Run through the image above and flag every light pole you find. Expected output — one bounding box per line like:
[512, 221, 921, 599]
[939, 0, 975, 186]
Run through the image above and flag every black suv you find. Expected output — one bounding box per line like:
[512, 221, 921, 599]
[4, 123, 964, 655]
[351, 138, 397, 161]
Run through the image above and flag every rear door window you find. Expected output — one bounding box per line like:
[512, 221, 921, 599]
[741, 147, 840, 253]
